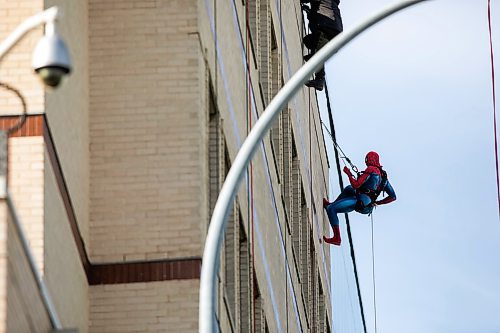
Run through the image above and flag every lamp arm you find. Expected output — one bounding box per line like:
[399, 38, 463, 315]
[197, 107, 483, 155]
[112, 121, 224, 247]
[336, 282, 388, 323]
[0, 6, 60, 62]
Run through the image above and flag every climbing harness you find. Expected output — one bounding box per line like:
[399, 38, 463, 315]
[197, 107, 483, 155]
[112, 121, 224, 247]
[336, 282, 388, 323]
[357, 168, 388, 204]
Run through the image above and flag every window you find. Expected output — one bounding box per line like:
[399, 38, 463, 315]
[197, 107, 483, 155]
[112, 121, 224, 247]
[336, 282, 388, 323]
[258, 0, 270, 105]
[224, 198, 238, 329]
[270, 111, 281, 184]
[208, 89, 222, 219]
[270, 27, 281, 99]
[291, 138, 301, 267]
[208, 89, 252, 331]
[239, 214, 251, 332]
[301, 205, 311, 327]
[318, 276, 325, 333]
[270, 108, 294, 233]
[308, 233, 317, 330]
[254, 274, 269, 333]
[247, 0, 258, 64]
[208, 85, 225, 328]
[281, 109, 292, 223]
[222, 146, 254, 332]
[222, 200, 252, 332]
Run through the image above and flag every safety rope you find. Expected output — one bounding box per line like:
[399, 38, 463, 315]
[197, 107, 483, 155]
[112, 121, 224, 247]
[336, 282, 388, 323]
[319, 86, 359, 174]
[320, 121, 359, 174]
[324, 82, 368, 333]
[244, 2, 256, 332]
[370, 214, 378, 333]
[0, 81, 27, 135]
[487, 0, 500, 217]
[212, 0, 223, 322]
[278, 0, 290, 331]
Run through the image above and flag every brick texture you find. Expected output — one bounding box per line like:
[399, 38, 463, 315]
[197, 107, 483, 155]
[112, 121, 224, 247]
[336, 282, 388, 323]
[44, 158, 89, 333]
[8, 136, 44, 271]
[0, 201, 6, 332]
[89, 280, 198, 333]
[89, 0, 202, 262]
[0, 0, 44, 115]
[0, 201, 52, 333]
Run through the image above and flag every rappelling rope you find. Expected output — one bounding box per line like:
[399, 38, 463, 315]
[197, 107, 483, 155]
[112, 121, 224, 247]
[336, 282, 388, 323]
[321, 121, 359, 174]
[487, 0, 500, 217]
[244, 2, 257, 332]
[0, 81, 27, 135]
[278, 0, 290, 331]
[324, 82, 368, 333]
[370, 213, 378, 333]
[245, 2, 256, 332]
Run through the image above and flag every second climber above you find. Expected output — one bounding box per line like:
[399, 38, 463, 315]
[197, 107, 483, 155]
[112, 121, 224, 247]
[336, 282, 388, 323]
[323, 151, 397, 246]
[301, 0, 343, 91]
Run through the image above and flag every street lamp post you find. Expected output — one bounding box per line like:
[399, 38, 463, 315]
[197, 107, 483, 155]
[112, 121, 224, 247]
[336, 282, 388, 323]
[199, 1, 430, 332]
[0, 6, 72, 331]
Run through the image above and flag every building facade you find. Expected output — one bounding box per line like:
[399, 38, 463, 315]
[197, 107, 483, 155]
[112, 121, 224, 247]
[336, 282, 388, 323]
[0, 0, 332, 332]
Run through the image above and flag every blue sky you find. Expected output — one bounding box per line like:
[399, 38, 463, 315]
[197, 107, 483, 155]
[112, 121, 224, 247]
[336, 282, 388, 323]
[320, 1, 500, 332]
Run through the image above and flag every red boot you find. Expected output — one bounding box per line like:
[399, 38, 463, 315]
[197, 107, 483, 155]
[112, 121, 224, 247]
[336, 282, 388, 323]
[323, 225, 341, 246]
[323, 198, 330, 209]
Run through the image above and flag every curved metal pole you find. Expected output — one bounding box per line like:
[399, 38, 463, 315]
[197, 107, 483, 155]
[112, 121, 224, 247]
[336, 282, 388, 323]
[199, 1, 430, 332]
[5, 193, 62, 329]
[0, 7, 60, 61]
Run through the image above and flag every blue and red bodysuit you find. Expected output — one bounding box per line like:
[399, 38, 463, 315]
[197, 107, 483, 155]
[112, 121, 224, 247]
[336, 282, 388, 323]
[323, 151, 396, 246]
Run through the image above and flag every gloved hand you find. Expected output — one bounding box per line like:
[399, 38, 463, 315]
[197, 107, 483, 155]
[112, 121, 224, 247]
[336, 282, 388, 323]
[343, 166, 352, 176]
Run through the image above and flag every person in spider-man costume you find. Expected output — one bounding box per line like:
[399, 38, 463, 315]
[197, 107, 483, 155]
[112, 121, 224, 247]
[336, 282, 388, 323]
[323, 151, 396, 246]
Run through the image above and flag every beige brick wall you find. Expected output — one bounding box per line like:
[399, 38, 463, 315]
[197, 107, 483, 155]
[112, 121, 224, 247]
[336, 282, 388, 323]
[8, 136, 44, 271]
[89, 280, 198, 333]
[41, 1, 91, 329]
[0, 201, 52, 333]
[0, 1, 90, 332]
[89, 0, 202, 262]
[44, 153, 89, 332]
[0, 200, 6, 332]
[0, 0, 44, 115]
[45, 0, 91, 247]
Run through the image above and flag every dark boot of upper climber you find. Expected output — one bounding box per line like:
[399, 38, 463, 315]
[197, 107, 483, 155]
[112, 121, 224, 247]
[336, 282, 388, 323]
[303, 53, 313, 62]
[305, 77, 325, 91]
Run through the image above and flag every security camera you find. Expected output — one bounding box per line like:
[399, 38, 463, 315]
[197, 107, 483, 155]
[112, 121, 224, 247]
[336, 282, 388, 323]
[35, 66, 70, 88]
[32, 33, 71, 88]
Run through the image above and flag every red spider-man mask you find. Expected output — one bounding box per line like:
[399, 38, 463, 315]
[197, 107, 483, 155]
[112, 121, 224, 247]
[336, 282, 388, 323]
[365, 151, 381, 167]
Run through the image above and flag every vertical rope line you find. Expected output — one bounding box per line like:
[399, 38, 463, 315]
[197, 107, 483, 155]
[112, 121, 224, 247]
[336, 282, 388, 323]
[487, 0, 500, 217]
[370, 214, 378, 333]
[214, 0, 217, 100]
[277, 1, 290, 331]
[324, 83, 368, 333]
[245, 1, 256, 332]
[0, 82, 27, 135]
[213, 0, 220, 322]
[309, 85, 315, 333]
